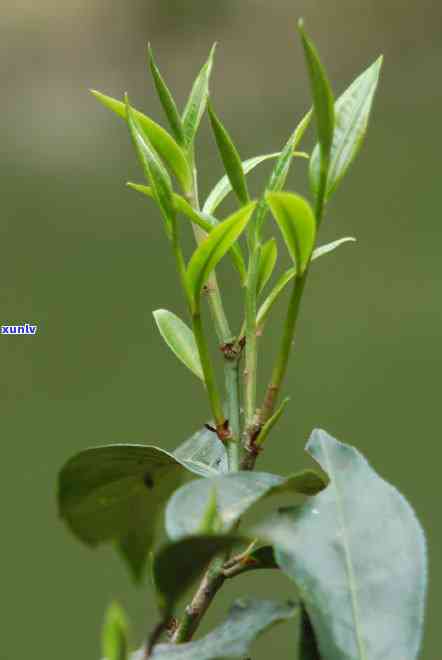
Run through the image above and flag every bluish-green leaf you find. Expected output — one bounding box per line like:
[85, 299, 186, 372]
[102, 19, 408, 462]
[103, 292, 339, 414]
[182, 44, 216, 146]
[187, 202, 256, 311]
[266, 192, 316, 274]
[166, 470, 328, 541]
[257, 238, 277, 294]
[149, 599, 297, 659]
[126, 98, 176, 239]
[255, 429, 427, 660]
[310, 57, 383, 200]
[173, 426, 228, 477]
[102, 602, 129, 660]
[148, 44, 184, 144]
[91, 90, 191, 191]
[208, 103, 250, 206]
[153, 309, 203, 381]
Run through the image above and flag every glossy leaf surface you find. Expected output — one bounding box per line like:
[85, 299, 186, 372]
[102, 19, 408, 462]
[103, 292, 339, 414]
[256, 429, 427, 660]
[187, 202, 256, 310]
[257, 238, 277, 294]
[91, 90, 191, 191]
[182, 45, 216, 146]
[267, 192, 316, 274]
[153, 309, 203, 381]
[166, 470, 327, 540]
[102, 603, 129, 660]
[310, 57, 383, 199]
[148, 44, 184, 144]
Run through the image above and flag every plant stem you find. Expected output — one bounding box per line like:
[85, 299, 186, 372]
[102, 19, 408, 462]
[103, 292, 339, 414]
[244, 242, 260, 431]
[224, 357, 241, 470]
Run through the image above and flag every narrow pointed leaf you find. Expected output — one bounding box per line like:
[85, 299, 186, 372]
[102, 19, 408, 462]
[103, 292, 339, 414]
[148, 45, 184, 144]
[256, 396, 289, 447]
[266, 192, 316, 274]
[182, 44, 216, 146]
[173, 426, 228, 476]
[255, 429, 427, 660]
[128, 183, 247, 284]
[312, 236, 356, 260]
[198, 489, 222, 533]
[91, 90, 191, 191]
[310, 57, 382, 200]
[126, 99, 176, 238]
[208, 103, 249, 205]
[102, 603, 129, 660]
[165, 470, 328, 540]
[149, 599, 297, 659]
[187, 202, 256, 310]
[257, 238, 277, 294]
[153, 309, 203, 381]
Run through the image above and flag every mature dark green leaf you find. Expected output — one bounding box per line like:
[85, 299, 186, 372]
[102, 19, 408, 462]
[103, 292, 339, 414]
[187, 202, 256, 311]
[256, 236, 356, 330]
[58, 441, 224, 582]
[256, 429, 427, 660]
[148, 44, 184, 144]
[182, 44, 216, 146]
[257, 238, 277, 294]
[153, 309, 203, 381]
[91, 90, 191, 191]
[310, 57, 383, 200]
[298, 607, 321, 660]
[102, 602, 129, 660]
[149, 599, 297, 659]
[173, 426, 227, 476]
[208, 103, 250, 206]
[153, 535, 242, 614]
[128, 183, 247, 284]
[165, 470, 328, 540]
[266, 192, 316, 274]
[126, 99, 176, 239]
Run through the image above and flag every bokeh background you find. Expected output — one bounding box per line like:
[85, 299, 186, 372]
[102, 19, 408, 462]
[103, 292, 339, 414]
[1, 1, 441, 658]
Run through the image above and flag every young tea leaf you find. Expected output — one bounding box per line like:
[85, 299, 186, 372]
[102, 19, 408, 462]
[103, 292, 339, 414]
[182, 44, 216, 147]
[91, 90, 191, 191]
[208, 103, 250, 206]
[102, 602, 129, 660]
[310, 56, 383, 200]
[153, 309, 204, 381]
[187, 202, 256, 311]
[255, 396, 290, 447]
[266, 192, 316, 274]
[256, 238, 277, 294]
[148, 44, 184, 144]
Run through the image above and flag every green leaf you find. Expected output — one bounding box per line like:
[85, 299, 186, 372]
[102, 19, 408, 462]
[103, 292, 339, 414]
[256, 236, 355, 330]
[91, 90, 191, 191]
[298, 607, 321, 660]
[149, 599, 297, 659]
[298, 21, 334, 172]
[148, 44, 185, 145]
[266, 192, 316, 274]
[153, 535, 241, 614]
[256, 429, 427, 660]
[153, 309, 203, 381]
[165, 470, 328, 541]
[255, 396, 290, 447]
[257, 238, 277, 294]
[125, 98, 176, 239]
[198, 489, 222, 533]
[128, 183, 247, 284]
[58, 442, 224, 582]
[208, 103, 250, 206]
[310, 57, 383, 200]
[187, 202, 256, 311]
[102, 602, 129, 660]
[173, 426, 228, 476]
[182, 44, 216, 147]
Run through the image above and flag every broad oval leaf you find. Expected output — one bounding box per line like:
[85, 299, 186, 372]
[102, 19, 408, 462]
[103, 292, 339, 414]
[91, 90, 191, 191]
[256, 429, 427, 660]
[148, 44, 184, 145]
[257, 238, 277, 294]
[102, 602, 129, 660]
[187, 202, 256, 311]
[149, 599, 297, 660]
[266, 192, 316, 274]
[166, 470, 328, 541]
[153, 309, 203, 381]
[173, 426, 228, 477]
[208, 103, 249, 206]
[182, 44, 216, 147]
[310, 57, 383, 200]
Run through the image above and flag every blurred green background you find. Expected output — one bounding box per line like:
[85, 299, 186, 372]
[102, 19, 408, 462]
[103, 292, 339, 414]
[1, 1, 441, 658]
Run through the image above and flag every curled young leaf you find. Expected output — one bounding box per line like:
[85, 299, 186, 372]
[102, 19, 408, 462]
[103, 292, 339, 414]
[102, 603, 129, 660]
[153, 309, 204, 381]
[148, 44, 184, 145]
[256, 238, 277, 294]
[266, 191, 316, 274]
[182, 44, 216, 147]
[91, 90, 192, 191]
